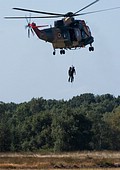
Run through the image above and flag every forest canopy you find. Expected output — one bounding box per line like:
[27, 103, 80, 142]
[0, 93, 120, 152]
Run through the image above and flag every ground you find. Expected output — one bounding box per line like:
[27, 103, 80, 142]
[0, 151, 120, 169]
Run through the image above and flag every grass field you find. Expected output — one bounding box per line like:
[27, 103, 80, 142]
[0, 151, 120, 169]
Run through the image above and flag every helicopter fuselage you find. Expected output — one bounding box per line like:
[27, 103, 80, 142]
[31, 18, 94, 55]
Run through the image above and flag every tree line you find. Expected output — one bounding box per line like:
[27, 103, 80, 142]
[0, 93, 120, 152]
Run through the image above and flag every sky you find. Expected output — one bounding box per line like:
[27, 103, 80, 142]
[0, 0, 120, 103]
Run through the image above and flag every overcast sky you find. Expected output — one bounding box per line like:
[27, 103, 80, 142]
[0, 0, 120, 103]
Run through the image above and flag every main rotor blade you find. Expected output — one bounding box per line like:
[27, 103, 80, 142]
[13, 8, 64, 16]
[74, 0, 99, 15]
[76, 6, 120, 16]
[5, 15, 62, 19]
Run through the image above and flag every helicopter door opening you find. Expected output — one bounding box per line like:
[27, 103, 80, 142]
[69, 28, 77, 42]
[74, 28, 81, 41]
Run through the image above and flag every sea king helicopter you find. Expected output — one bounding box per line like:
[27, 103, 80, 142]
[5, 0, 120, 55]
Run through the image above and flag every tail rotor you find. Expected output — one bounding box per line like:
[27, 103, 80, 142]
[25, 17, 49, 38]
[25, 16, 34, 38]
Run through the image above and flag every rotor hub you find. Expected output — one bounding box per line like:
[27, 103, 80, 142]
[65, 12, 74, 17]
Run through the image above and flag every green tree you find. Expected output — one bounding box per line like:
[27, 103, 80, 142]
[52, 108, 92, 151]
[104, 106, 120, 150]
[0, 120, 11, 151]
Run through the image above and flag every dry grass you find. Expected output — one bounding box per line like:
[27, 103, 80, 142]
[0, 151, 120, 169]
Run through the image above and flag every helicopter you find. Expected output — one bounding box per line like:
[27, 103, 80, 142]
[5, 0, 120, 55]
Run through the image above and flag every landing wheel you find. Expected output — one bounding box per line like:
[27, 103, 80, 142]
[89, 46, 94, 51]
[60, 50, 65, 55]
[53, 51, 56, 55]
[60, 50, 63, 55]
[63, 50, 65, 54]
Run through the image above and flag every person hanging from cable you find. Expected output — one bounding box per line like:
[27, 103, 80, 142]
[68, 65, 76, 82]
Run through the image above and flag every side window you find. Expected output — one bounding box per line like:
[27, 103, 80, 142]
[87, 26, 91, 36]
[81, 29, 86, 39]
